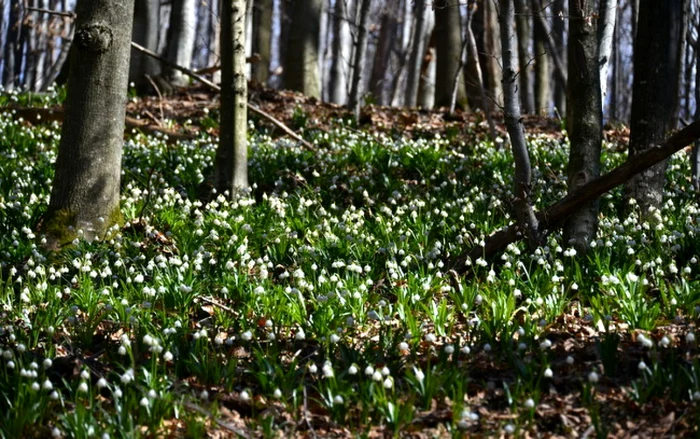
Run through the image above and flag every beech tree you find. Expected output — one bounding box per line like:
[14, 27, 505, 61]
[433, 0, 467, 109]
[623, 0, 684, 214]
[284, 0, 323, 99]
[329, 0, 353, 105]
[43, 0, 135, 248]
[500, 0, 539, 247]
[563, 0, 602, 253]
[214, 0, 248, 196]
[129, 0, 161, 91]
[163, 0, 197, 87]
[251, 0, 273, 85]
[348, 0, 372, 119]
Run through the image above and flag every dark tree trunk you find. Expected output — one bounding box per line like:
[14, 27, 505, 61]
[473, 0, 503, 107]
[623, 0, 683, 215]
[44, 0, 136, 248]
[563, 0, 602, 253]
[215, 0, 249, 196]
[3, 0, 23, 90]
[252, 0, 273, 85]
[284, 0, 323, 98]
[499, 0, 539, 247]
[514, 0, 534, 113]
[348, 0, 372, 119]
[369, 7, 396, 105]
[434, 0, 467, 109]
[130, 0, 161, 92]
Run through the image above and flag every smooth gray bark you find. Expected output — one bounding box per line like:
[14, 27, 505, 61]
[531, 0, 549, 115]
[418, 37, 436, 108]
[405, 0, 428, 108]
[45, 0, 135, 247]
[284, 0, 323, 98]
[164, 0, 196, 86]
[329, 0, 353, 104]
[3, 0, 22, 90]
[564, 0, 602, 253]
[215, 0, 249, 196]
[473, 0, 502, 108]
[348, 0, 371, 119]
[551, 0, 566, 115]
[624, 0, 684, 214]
[514, 0, 534, 113]
[597, 0, 617, 107]
[369, 7, 396, 105]
[434, 0, 467, 109]
[252, 0, 273, 85]
[693, 6, 700, 191]
[130, 0, 161, 91]
[499, 0, 539, 247]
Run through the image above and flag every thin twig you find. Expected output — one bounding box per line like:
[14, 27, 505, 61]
[144, 74, 165, 122]
[302, 385, 317, 439]
[25, 6, 76, 19]
[198, 296, 237, 314]
[130, 42, 313, 149]
[182, 400, 251, 439]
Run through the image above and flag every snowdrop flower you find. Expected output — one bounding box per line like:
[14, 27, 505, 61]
[524, 398, 535, 409]
[638, 361, 647, 371]
[140, 397, 149, 407]
[659, 335, 671, 348]
[424, 333, 436, 343]
[241, 330, 253, 341]
[273, 388, 282, 399]
[383, 377, 393, 389]
[240, 390, 250, 401]
[348, 364, 358, 375]
[543, 368, 553, 378]
[333, 395, 344, 405]
[78, 382, 89, 393]
[588, 371, 599, 383]
[686, 332, 696, 343]
[43, 379, 53, 390]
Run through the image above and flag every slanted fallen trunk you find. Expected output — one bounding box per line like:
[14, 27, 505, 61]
[452, 119, 700, 274]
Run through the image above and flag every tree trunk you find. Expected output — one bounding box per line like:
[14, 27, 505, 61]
[3, 0, 23, 90]
[164, 0, 197, 86]
[609, 11, 620, 121]
[433, 0, 467, 109]
[348, 0, 372, 119]
[531, 0, 549, 115]
[329, 0, 353, 105]
[563, 0, 602, 253]
[215, 0, 249, 197]
[463, 4, 485, 111]
[597, 0, 617, 108]
[499, 0, 539, 247]
[514, 0, 534, 113]
[405, 0, 428, 108]
[551, 0, 566, 116]
[693, 5, 700, 191]
[418, 36, 436, 108]
[473, 0, 502, 107]
[43, 0, 135, 248]
[209, 0, 221, 84]
[369, 7, 396, 105]
[252, 0, 273, 85]
[623, 0, 683, 215]
[284, 0, 323, 98]
[130, 0, 161, 92]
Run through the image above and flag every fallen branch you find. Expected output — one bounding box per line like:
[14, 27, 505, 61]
[130, 42, 313, 149]
[452, 119, 700, 273]
[0, 106, 196, 142]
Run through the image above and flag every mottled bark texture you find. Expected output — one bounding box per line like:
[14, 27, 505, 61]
[283, 0, 322, 98]
[623, 0, 683, 215]
[44, 0, 135, 248]
[564, 0, 602, 253]
[552, 0, 566, 115]
[499, 0, 539, 247]
[597, 0, 617, 106]
[215, 0, 249, 196]
[434, 0, 467, 109]
[251, 0, 273, 85]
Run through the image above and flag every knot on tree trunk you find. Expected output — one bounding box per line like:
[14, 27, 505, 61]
[76, 22, 113, 53]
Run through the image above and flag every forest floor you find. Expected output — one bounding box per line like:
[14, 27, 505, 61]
[1, 84, 698, 438]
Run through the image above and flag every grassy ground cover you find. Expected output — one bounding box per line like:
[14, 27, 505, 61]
[1, 88, 699, 437]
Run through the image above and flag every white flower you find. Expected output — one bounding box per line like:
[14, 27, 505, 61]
[424, 333, 436, 343]
[686, 332, 696, 343]
[543, 368, 553, 378]
[241, 330, 253, 341]
[43, 379, 53, 390]
[97, 378, 108, 388]
[638, 361, 647, 371]
[140, 397, 149, 407]
[588, 371, 599, 383]
[524, 398, 535, 409]
[333, 394, 344, 405]
[273, 388, 282, 399]
[348, 364, 358, 375]
[240, 390, 250, 401]
[78, 382, 89, 393]
[383, 377, 393, 389]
